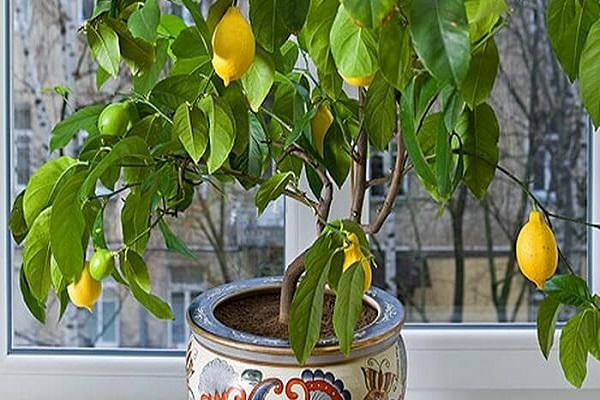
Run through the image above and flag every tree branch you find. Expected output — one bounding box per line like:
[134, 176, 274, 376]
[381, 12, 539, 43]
[278, 249, 307, 324]
[350, 90, 368, 222]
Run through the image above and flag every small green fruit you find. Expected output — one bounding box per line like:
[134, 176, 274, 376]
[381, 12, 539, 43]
[89, 249, 115, 281]
[98, 103, 133, 136]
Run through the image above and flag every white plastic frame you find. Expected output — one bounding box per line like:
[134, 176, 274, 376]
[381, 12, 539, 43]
[1, 0, 600, 398]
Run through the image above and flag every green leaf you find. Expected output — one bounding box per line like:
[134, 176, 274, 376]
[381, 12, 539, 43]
[232, 112, 268, 178]
[365, 73, 396, 151]
[127, 0, 160, 42]
[241, 50, 275, 112]
[181, 0, 212, 53]
[207, 0, 234, 33]
[123, 250, 152, 292]
[19, 267, 46, 324]
[378, 14, 412, 91]
[330, 4, 378, 79]
[278, 0, 309, 32]
[223, 83, 250, 155]
[289, 234, 334, 364]
[547, 0, 600, 81]
[455, 103, 499, 198]
[91, 206, 107, 250]
[106, 18, 156, 74]
[157, 14, 187, 38]
[96, 66, 111, 89]
[121, 188, 154, 254]
[87, 21, 121, 77]
[586, 310, 600, 361]
[249, 0, 292, 52]
[323, 122, 352, 187]
[275, 40, 299, 74]
[301, 0, 339, 71]
[158, 219, 198, 260]
[559, 310, 591, 388]
[255, 171, 294, 214]
[172, 26, 210, 59]
[465, 0, 507, 42]
[459, 38, 498, 108]
[537, 296, 562, 360]
[579, 19, 600, 127]
[23, 208, 53, 301]
[150, 75, 204, 112]
[50, 105, 105, 151]
[50, 170, 87, 280]
[545, 274, 594, 308]
[199, 96, 236, 173]
[23, 156, 77, 227]
[174, 103, 209, 163]
[9, 191, 28, 244]
[333, 262, 365, 355]
[80, 137, 149, 202]
[133, 38, 168, 96]
[410, 0, 471, 86]
[122, 253, 173, 319]
[340, 0, 396, 28]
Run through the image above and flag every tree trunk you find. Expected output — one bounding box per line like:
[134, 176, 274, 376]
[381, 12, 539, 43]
[449, 185, 467, 323]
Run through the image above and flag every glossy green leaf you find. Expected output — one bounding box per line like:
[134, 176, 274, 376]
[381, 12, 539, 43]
[547, 0, 600, 81]
[545, 274, 594, 308]
[537, 296, 562, 360]
[410, 0, 471, 85]
[559, 310, 591, 388]
[121, 187, 154, 254]
[200, 96, 236, 173]
[19, 267, 46, 324]
[133, 38, 168, 96]
[459, 38, 498, 108]
[9, 191, 28, 245]
[87, 21, 121, 77]
[330, 5, 378, 79]
[106, 18, 156, 74]
[275, 40, 299, 74]
[23, 156, 77, 227]
[172, 26, 210, 59]
[340, 0, 396, 28]
[255, 171, 294, 214]
[249, 0, 291, 52]
[173, 103, 209, 163]
[157, 14, 187, 38]
[289, 234, 335, 364]
[23, 208, 53, 302]
[301, 0, 339, 71]
[465, 0, 507, 42]
[222, 84, 250, 155]
[586, 310, 600, 361]
[50, 104, 105, 151]
[378, 14, 412, 91]
[50, 171, 87, 279]
[333, 262, 365, 355]
[181, 0, 212, 53]
[579, 19, 600, 127]
[207, 0, 233, 34]
[278, 0, 309, 32]
[123, 250, 152, 292]
[241, 50, 275, 112]
[150, 75, 204, 112]
[158, 219, 198, 260]
[323, 122, 352, 187]
[365, 73, 396, 151]
[455, 103, 499, 199]
[128, 0, 160, 42]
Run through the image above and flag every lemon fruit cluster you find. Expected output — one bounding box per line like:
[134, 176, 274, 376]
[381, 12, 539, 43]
[342, 233, 372, 292]
[67, 263, 102, 312]
[516, 211, 558, 289]
[212, 7, 255, 86]
[310, 104, 334, 156]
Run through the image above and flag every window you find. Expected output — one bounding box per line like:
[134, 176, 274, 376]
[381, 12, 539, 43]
[84, 287, 120, 347]
[79, 0, 94, 23]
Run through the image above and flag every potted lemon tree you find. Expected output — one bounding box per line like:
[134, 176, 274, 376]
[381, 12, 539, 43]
[8, 0, 600, 396]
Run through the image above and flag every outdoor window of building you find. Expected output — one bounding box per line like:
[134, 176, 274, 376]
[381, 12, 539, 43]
[84, 287, 120, 347]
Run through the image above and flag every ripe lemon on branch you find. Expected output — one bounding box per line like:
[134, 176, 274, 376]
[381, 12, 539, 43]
[340, 72, 374, 88]
[310, 103, 334, 156]
[342, 233, 372, 292]
[516, 210, 558, 289]
[67, 263, 102, 312]
[212, 6, 255, 86]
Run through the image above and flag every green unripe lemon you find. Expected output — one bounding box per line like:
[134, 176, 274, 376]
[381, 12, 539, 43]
[98, 103, 133, 136]
[89, 248, 115, 281]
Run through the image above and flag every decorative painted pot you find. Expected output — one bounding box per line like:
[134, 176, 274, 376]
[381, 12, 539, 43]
[186, 277, 407, 400]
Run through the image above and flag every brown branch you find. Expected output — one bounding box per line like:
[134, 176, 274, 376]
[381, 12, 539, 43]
[366, 133, 407, 234]
[278, 250, 308, 324]
[350, 90, 368, 222]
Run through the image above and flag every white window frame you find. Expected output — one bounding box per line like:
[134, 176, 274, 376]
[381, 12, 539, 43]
[1, 1, 599, 399]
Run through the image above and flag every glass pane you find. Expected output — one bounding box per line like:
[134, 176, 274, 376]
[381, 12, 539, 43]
[10, 1, 285, 350]
[170, 292, 185, 347]
[369, 2, 589, 324]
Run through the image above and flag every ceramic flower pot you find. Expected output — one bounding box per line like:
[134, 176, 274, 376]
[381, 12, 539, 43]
[186, 277, 407, 400]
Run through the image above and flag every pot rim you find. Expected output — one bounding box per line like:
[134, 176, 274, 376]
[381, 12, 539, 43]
[187, 276, 405, 357]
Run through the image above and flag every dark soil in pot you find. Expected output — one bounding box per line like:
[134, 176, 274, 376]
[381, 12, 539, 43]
[214, 291, 378, 340]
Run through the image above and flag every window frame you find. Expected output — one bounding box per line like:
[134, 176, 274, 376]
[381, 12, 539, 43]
[0, 1, 599, 398]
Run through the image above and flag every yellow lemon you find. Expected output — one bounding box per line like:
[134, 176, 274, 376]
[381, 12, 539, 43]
[340, 72, 374, 88]
[211, 6, 255, 86]
[311, 104, 334, 156]
[516, 211, 558, 289]
[342, 233, 372, 292]
[67, 263, 102, 312]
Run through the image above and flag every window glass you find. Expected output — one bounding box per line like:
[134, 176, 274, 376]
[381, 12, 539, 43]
[10, 1, 285, 350]
[369, 1, 589, 323]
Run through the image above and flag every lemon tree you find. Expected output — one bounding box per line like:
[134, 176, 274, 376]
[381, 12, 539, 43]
[8, 0, 600, 380]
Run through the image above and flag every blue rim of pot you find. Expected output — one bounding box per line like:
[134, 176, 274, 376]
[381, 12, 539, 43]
[187, 276, 405, 357]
